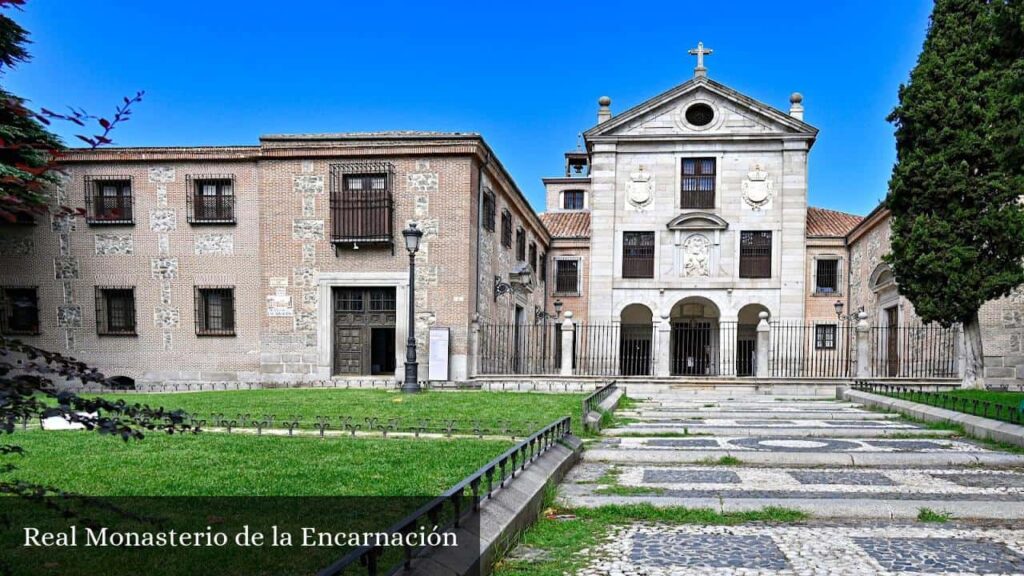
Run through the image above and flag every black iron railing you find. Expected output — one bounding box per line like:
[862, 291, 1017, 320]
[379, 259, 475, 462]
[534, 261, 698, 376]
[576, 323, 655, 377]
[869, 323, 959, 378]
[478, 323, 562, 375]
[769, 322, 853, 378]
[582, 382, 618, 419]
[318, 416, 572, 576]
[853, 383, 1023, 425]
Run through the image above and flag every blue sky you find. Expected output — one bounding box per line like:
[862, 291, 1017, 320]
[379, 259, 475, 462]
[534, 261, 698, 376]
[5, 0, 933, 216]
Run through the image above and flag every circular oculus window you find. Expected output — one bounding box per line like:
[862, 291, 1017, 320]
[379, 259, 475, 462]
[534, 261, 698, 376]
[685, 103, 715, 127]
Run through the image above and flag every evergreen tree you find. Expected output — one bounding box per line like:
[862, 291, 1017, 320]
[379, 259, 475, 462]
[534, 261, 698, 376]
[886, 0, 1024, 388]
[0, 2, 62, 221]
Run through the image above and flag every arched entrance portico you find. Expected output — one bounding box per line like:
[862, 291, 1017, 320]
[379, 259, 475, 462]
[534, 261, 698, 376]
[619, 304, 654, 376]
[670, 297, 720, 376]
[736, 304, 770, 376]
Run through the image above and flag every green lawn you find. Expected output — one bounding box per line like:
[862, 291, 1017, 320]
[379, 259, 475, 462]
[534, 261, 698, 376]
[89, 388, 585, 434]
[6, 429, 510, 496]
[879, 387, 1024, 424]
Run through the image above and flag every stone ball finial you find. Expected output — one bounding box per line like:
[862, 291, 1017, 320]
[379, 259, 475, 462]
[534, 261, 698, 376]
[758, 311, 770, 320]
[790, 92, 803, 104]
[598, 96, 612, 107]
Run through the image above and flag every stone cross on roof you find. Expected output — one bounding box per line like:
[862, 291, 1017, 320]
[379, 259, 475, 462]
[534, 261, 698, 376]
[688, 41, 713, 78]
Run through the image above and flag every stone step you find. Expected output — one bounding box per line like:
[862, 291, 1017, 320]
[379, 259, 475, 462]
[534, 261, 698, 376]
[585, 447, 1024, 467]
[604, 426, 953, 438]
[620, 410, 902, 420]
[560, 493, 1024, 520]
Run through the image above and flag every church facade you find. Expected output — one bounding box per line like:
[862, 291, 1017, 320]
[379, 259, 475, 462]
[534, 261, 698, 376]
[0, 47, 1018, 386]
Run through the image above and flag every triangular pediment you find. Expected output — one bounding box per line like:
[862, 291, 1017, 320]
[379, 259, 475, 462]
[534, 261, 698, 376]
[667, 212, 729, 231]
[584, 77, 817, 140]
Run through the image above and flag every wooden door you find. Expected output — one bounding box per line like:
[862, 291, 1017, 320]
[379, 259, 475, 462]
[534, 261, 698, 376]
[885, 306, 900, 377]
[333, 287, 397, 376]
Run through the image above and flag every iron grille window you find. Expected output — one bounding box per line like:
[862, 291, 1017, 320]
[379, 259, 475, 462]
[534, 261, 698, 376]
[329, 164, 394, 245]
[554, 260, 579, 294]
[95, 286, 136, 336]
[739, 231, 772, 278]
[195, 287, 236, 336]
[501, 210, 512, 248]
[85, 176, 134, 224]
[540, 252, 547, 284]
[529, 242, 537, 271]
[482, 190, 496, 232]
[815, 259, 839, 294]
[0, 287, 39, 335]
[680, 158, 715, 209]
[516, 227, 526, 262]
[369, 288, 396, 312]
[187, 176, 235, 224]
[622, 232, 655, 279]
[563, 190, 585, 210]
[815, 324, 838, 349]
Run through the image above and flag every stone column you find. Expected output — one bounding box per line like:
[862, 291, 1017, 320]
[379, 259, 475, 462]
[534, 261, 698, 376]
[855, 311, 870, 379]
[560, 311, 575, 376]
[467, 316, 480, 378]
[655, 312, 672, 377]
[756, 311, 770, 378]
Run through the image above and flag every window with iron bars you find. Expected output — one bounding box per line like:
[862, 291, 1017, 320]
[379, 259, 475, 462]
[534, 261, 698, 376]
[0, 287, 39, 335]
[554, 259, 579, 294]
[529, 242, 537, 271]
[516, 227, 526, 262]
[84, 176, 134, 225]
[739, 231, 772, 278]
[540, 252, 547, 284]
[482, 190, 496, 232]
[622, 231, 655, 278]
[329, 164, 394, 245]
[562, 190, 585, 210]
[187, 175, 235, 224]
[680, 158, 716, 209]
[500, 210, 512, 248]
[815, 258, 839, 294]
[95, 286, 137, 336]
[195, 287, 236, 336]
[815, 324, 838, 349]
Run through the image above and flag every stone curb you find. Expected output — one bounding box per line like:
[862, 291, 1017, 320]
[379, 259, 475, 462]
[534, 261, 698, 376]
[584, 388, 625, 432]
[843, 390, 1024, 448]
[410, 436, 583, 576]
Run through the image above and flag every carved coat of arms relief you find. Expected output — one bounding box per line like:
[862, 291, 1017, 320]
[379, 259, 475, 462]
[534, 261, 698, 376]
[627, 165, 654, 209]
[741, 162, 774, 210]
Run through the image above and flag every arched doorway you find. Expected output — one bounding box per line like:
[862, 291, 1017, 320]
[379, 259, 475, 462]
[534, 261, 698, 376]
[670, 297, 720, 375]
[619, 304, 654, 376]
[736, 304, 770, 376]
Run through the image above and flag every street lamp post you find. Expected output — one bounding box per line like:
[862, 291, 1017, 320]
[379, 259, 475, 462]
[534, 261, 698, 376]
[401, 223, 424, 393]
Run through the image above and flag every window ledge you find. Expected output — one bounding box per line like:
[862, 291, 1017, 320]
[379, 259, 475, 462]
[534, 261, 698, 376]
[98, 332, 138, 337]
[86, 220, 135, 226]
[196, 332, 237, 337]
[189, 220, 237, 226]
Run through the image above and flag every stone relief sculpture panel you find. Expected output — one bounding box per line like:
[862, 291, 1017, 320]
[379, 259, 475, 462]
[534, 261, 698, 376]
[683, 234, 711, 277]
[626, 165, 654, 209]
[741, 162, 774, 210]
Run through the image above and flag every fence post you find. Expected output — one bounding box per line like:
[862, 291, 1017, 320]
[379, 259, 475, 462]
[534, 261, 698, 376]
[468, 316, 480, 378]
[655, 312, 671, 377]
[756, 311, 770, 378]
[560, 312, 575, 376]
[855, 310, 870, 379]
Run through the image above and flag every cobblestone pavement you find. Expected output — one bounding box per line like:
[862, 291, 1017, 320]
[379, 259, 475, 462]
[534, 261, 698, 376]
[559, 391, 1024, 575]
[577, 524, 1024, 575]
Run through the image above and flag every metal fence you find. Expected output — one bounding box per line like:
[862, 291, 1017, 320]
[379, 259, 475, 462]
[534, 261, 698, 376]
[854, 383, 1022, 425]
[320, 417, 572, 576]
[478, 323, 562, 375]
[869, 323, 959, 378]
[769, 322, 853, 378]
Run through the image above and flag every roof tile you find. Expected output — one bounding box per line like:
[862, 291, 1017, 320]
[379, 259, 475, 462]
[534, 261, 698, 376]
[807, 207, 863, 237]
[540, 211, 590, 239]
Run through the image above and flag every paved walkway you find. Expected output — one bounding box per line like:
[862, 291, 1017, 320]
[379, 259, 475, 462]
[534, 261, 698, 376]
[562, 390, 1024, 575]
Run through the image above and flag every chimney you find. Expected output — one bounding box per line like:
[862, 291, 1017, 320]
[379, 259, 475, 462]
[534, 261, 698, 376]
[597, 96, 612, 124]
[789, 92, 804, 120]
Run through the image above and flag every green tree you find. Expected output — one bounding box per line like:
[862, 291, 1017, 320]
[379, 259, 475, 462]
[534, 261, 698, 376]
[886, 0, 1024, 388]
